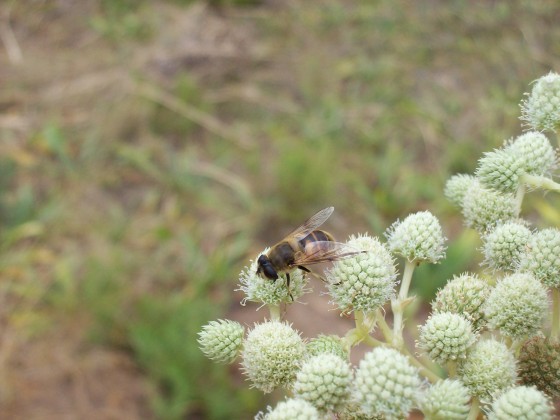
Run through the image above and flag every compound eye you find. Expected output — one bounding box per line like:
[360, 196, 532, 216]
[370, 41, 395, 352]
[264, 265, 278, 280]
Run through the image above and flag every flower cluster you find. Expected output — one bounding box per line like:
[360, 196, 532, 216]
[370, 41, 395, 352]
[197, 73, 559, 419]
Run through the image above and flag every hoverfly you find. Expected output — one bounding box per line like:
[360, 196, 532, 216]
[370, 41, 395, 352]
[256, 207, 362, 296]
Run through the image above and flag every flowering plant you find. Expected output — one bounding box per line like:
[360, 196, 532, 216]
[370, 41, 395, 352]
[199, 73, 560, 419]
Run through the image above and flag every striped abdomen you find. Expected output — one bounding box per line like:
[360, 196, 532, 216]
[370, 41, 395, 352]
[298, 230, 334, 250]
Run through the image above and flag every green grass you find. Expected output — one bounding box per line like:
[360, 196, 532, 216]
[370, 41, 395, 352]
[1, 0, 560, 417]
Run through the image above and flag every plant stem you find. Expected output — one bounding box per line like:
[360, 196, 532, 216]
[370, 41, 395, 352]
[401, 347, 442, 383]
[552, 288, 560, 340]
[392, 260, 416, 348]
[268, 304, 281, 321]
[514, 183, 525, 216]
[447, 360, 457, 378]
[375, 308, 393, 342]
[521, 173, 560, 192]
[467, 397, 480, 420]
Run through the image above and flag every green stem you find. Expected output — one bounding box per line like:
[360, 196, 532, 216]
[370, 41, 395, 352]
[344, 311, 377, 349]
[392, 260, 416, 348]
[552, 288, 560, 340]
[375, 308, 393, 342]
[514, 183, 525, 217]
[268, 304, 281, 321]
[467, 397, 480, 420]
[401, 347, 442, 383]
[447, 360, 457, 378]
[521, 173, 560, 192]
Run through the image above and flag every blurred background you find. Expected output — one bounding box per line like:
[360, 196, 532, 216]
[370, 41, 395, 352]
[1, 0, 559, 419]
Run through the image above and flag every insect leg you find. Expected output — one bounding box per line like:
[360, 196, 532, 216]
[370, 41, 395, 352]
[297, 266, 328, 283]
[286, 273, 294, 301]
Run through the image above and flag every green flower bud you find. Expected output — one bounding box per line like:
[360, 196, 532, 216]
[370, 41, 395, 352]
[419, 379, 470, 420]
[197, 319, 244, 364]
[461, 181, 517, 233]
[458, 339, 516, 399]
[327, 234, 397, 314]
[259, 398, 321, 420]
[482, 221, 532, 272]
[518, 228, 560, 288]
[307, 334, 348, 359]
[354, 347, 421, 419]
[520, 71, 560, 132]
[484, 273, 548, 339]
[241, 321, 306, 393]
[432, 272, 491, 331]
[476, 148, 525, 194]
[238, 249, 309, 306]
[444, 174, 478, 208]
[505, 131, 557, 176]
[294, 354, 352, 413]
[385, 211, 446, 263]
[418, 312, 476, 364]
[518, 336, 560, 398]
[488, 386, 553, 420]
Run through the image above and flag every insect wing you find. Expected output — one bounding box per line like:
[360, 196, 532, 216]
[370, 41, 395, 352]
[285, 207, 334, 241]
[293, 241, 362, 266]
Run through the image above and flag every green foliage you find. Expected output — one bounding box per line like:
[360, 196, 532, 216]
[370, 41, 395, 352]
[127, 296, 260, 419]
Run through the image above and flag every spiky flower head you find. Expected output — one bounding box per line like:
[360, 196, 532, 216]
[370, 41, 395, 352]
[241, 321, 305, 393]
[419, 379, 471, 420]
[476, 148, 526, 194]
[197, 319, 244, 364]
[488, 386, 553, 420]
[461, 181, 517, 233]
[432, 272, 491, 331]
[237, 249, 309, 306]
[418, 312, 476, 364]
[327, 234, 397, 314]
[444, 174, 478, 208]
[259, 398, 321, 420]
[518, 228, 560, 288]
[518, 336, 560, 397]
[484, 272, 548, 339]
[482, 221, 532, 272]
[307, 334, 348, 360]
[293, 354, 352, 413]
[520, 71, 560, 132]
[385, 211, 446, 263]
[505, 131, 557, 176]
[354, 346, 421, 419]
[458, 339, 516, 399]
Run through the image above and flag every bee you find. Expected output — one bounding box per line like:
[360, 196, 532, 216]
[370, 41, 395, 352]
[256, 207, 362, 295]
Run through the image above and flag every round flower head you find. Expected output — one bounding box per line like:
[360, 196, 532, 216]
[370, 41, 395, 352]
[482, 221, 532, 272]
[444, 174, 478, 208]
[458, 339, 516, 399]
[354, 346, 421, 419]
[432, 272, 491, 331]
[327, 234, 397, 314]
[484, 272, 548, 339]
[488, 386, 553, 420]
[197, 319, 244, 364]
[260, 398, 321, 420]
[238, 249, 309, 306]
[419, 379, 470, 420]
[476, 148, 526, 194]
[461, 181, 517, 233]
[505, 131, 557, 176]
[418, 312, 476, 364]
[293, 354, 352, 413]
[241, 321, 305, 393]
[307, 334, 348, 360]
[518, 228, 560, 288]
[520, 71, 560, 132]
[385, 211, 446, 263]
[518, 336, 560, 397]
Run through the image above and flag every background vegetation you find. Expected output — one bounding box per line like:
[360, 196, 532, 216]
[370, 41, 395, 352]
[0, 0, 559, 418]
